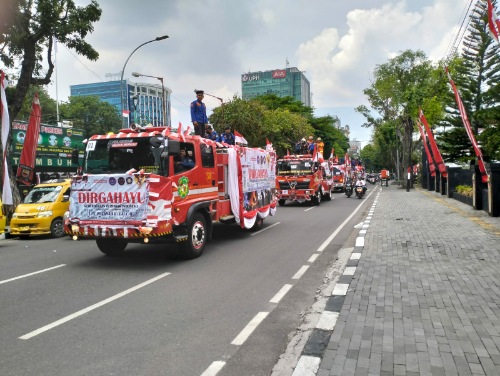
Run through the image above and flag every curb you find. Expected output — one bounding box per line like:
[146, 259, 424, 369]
[291, 190, 380, 376]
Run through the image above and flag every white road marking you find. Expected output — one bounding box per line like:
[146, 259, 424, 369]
[270, 284, 293, 303]
[0, 264, 66, 285]
[350, 253, 361, 260]
[304, 206, 316, 212]
[292, 265, 309, 279]
[316, 190, 374, 253]
[307, 254, 319, 263]
[343, 267, 356, 275]
[250, 221, 280, 236]
[316, 311, 339, 330]
[291, 355, 321, 376]
[200, 361, 226, 376]
[332, 283, 349, 296]
[231, 312, 269, 345]
[19, 271, 171, 340]
[355, 237, 365, 247]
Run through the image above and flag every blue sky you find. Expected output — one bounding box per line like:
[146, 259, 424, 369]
[48, 0, 472, 147]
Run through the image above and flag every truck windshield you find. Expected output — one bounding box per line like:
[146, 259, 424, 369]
[277, 160, 313, 176]
[84, 138, 161, 174]
[24, 187, 61, 203]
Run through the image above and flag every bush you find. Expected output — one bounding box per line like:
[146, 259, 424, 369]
[455, 185, 473, 197]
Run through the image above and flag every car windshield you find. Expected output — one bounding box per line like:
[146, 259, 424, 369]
[24, 187, 61, 203]
[84, 138, 160, 174]
[277, 160, 313, 176]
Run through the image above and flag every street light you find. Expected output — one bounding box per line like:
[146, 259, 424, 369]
[120, 35, 169, 128]
[132, 72, 166, 127]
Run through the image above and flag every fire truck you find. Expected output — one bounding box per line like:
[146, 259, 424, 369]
[64, 126, 277, 259]
[275, 154, 333, 206]
[330, 163, 345, 192]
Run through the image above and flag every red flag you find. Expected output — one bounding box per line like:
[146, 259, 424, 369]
[122, 110, 130, 118]
[265, 138, 273, 151]
[312, 143, 318, 162]
[16, 93, 41, 186]
[417, 120, 436, 177]
[418, 109, 447, 178]
[161, 126, 171, 137]
[287, 149, 290, 156]
[177, 122, 185, 142]
[1, 70, 13, 204]
[234, 130, 248, 145]
[487, 0, 500, 43]
[445, 67, 489, 183]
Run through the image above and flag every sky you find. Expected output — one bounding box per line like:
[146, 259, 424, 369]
[45, 0, 472, 147]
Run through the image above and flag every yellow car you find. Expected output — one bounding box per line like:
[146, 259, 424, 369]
[0, 198, 6, 238]
[10, 179, 71, 239]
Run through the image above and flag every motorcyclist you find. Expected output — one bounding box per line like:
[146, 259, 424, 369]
[354, 173, 367, 193]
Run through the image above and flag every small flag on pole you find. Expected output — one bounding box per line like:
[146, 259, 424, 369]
[122, 110, 130, 118]
[487, 0, 500, 43]
[234, 130, 248, 145]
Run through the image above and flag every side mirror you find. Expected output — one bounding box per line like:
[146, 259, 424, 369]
[62, 194, 70, 202]
[168, 140, 181, 156]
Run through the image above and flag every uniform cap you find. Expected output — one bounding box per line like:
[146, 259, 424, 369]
[308, 136, 313, 140]
[301, 138, 306, 142]
[317, 137, 322, 141]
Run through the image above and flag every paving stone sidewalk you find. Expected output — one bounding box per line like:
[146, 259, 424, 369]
[303, 185, 500, 376]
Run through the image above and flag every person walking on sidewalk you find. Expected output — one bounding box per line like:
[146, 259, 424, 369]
[191, 90, 208, 136]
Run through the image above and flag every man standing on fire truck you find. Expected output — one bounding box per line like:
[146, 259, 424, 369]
[191, 90, 208, 136]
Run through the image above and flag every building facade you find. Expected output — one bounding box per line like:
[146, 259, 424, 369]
[241, 67, 311, 106]
[70, 78, 172, 127]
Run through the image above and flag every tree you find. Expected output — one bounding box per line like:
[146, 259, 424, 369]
[59, 96, 122, 139]
[440, 1, 500, 162]
[0, 0, 101, 209]
[15, 85, 58, 123]
[0, 0, 101, 121]
[357, 50, 446, 185]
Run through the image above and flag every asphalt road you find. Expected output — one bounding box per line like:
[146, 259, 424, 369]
[0, 189, 375, 376]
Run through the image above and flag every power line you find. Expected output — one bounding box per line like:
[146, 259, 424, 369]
[61, 44, 103, 82]
[445, 0, 477, 59]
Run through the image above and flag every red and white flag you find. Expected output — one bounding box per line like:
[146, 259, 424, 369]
[1, 71, 13, 205]
[122, 110, 130, 118]
[445, 66, 489, 183]
[177, 122, 185, 142]
[16, 93, 42, 186]
[418, 109, 447, 178]
[161, 126, 171, 137]
[234, 130, 248, 145]
[487, 0, 500, 43]
[329, 148, 335, 161]
[266, 138, 273, 151]
[417, 120, 436, 177]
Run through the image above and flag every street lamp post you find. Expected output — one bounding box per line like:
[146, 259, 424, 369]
[132, 72, 166, 127]
[120, 35, 168, 128]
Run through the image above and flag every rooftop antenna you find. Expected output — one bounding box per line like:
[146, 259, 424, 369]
[286, 58, 289, 69]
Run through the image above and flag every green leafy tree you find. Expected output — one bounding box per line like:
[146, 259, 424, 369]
[59, 96, 122, 139]
[440, 1, 500, 162]
[16, 85, 58, 123]
[357, 50, 446, 182]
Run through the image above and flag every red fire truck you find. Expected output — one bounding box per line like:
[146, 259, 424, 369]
[65, 126, 277, 259]
[275, 154, 333, 206]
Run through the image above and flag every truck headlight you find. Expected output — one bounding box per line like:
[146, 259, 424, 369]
[12, 213, 19, 218]
[37, 211, 53, 218]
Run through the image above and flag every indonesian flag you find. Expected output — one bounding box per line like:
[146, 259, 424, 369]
[234, 130, 248, 145]
[1, 70, 13, 205]
[184, 125, 191, 136]
[417, 120, 436, 177]
[177, 122, 185, 142]
[266, 138, 273, 151]
[122, 110, 130, 118]
[418, 108, 447, 177]
[312, 143, 318, 162]
[329, 148, 335, 160]
[487, 0, 500, 43]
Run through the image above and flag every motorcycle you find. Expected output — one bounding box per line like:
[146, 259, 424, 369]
[354, 180, 367, 199]
[345, 181, 353, 198]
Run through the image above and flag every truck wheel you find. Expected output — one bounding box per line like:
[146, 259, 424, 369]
[278, 199, 286, 206]
[181, 213, 206, 259]
[249, 216, 264, 231]
[322, 189, 332, 201]
[50, 218, 65, 238]
[312, 190, 321, 206]
[96, 238, 127, 256]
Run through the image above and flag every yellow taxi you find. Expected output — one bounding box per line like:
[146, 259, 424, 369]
[0, 199, 6, 237]
[10, 179, 71, 239]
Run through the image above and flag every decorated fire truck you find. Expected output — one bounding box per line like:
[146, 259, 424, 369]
[64, 126, 277, 259]
[275, 154, 333, 206]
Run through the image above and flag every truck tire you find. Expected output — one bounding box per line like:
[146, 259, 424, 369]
[322, 188, 332, 201]
[96, 238, 127, 256]
[50, 218, 65, 238]
[180, 212, 206, 259]
[278, 199, 286, 207]
[312, 189, 321, 206]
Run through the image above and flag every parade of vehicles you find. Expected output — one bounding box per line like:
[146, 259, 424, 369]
[10, 179, 71, 239]
[330, 164, 345, 192]
[64, 126, 277, 259]
[275, 154, 333, 206]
